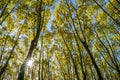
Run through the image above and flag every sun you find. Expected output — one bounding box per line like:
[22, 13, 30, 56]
[27, 60, 33, 67]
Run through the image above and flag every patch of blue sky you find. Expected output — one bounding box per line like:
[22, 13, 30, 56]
[91, 15, 96, 25]
[0, 25, 2, 29]
[71, 0, 77, 7]
[46, 0, 60, 32]
[1, 21, 7, 27]
[46, 20, 52, 31]
[11, 13, 17, 19]
[101, 0, 108, 6]
[0, 10, 2, 14]
[18, 19, 26, 24]
[70, 0, 77, 18]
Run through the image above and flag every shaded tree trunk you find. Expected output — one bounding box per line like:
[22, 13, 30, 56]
[18, 0, 43, 80]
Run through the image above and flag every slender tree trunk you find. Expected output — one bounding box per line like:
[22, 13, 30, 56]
[82, 42, 103, 80]
[93, 0, 120, 26]
[108, 0, 120, 13]
[58, 27, 80, 80]
[65, 1, 104, 79]
[0, 30, 21, 76]
[38, 51, 41, 80]
[18, 0, 43, 80]
[0, 0, 10, 18]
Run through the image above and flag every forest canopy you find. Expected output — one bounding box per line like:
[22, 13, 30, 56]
[0, 0, 120, 80]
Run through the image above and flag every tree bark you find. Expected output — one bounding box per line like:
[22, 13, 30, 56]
[18, 0, 43, 80]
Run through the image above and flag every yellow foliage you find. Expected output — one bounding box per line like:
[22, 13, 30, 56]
[96, 11, 104, 21]
[28, 33, 34, 41]
[112, 34, 120, 40]
[86, 6, 94, 19]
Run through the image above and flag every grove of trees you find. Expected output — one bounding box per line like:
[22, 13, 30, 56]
[0, 0, 120, 80]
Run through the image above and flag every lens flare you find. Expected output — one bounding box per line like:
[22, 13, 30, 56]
[27, 60, 33, 67]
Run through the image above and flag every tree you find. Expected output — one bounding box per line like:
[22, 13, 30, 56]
[0, 0, 120, 80]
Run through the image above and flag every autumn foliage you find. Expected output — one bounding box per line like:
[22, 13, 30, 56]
[0, 0, 120, 80]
